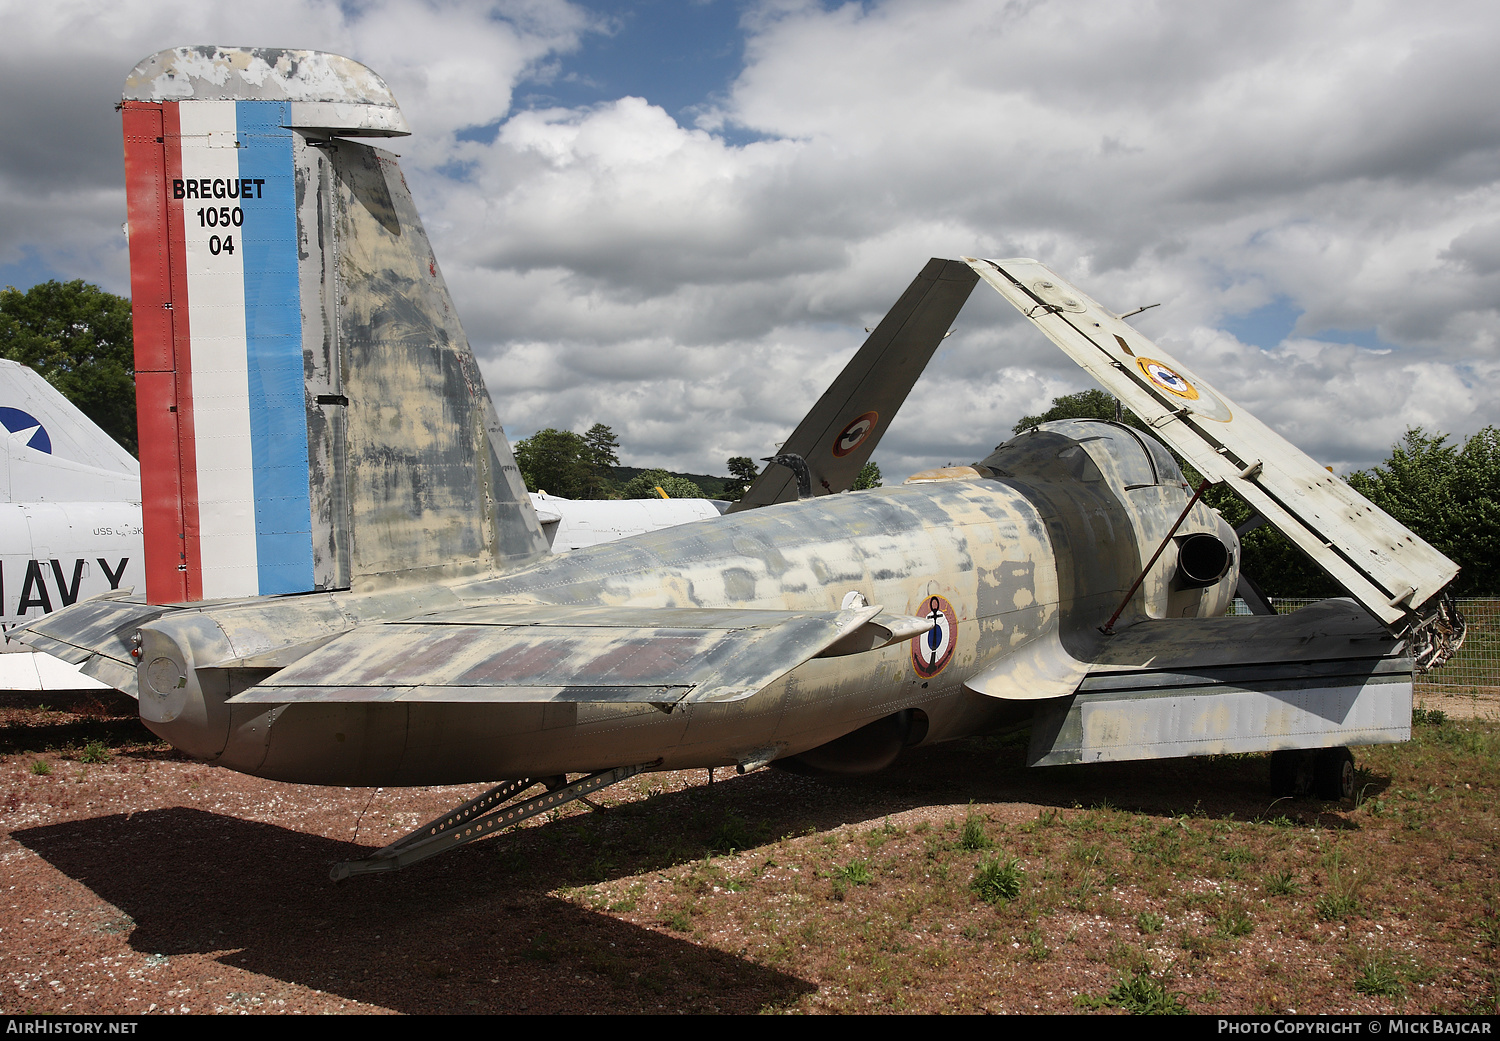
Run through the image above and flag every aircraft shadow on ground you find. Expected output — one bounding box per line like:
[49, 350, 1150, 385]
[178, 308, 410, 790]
[12, 739, 1366, 1012]
[12, 807, 814, 1014]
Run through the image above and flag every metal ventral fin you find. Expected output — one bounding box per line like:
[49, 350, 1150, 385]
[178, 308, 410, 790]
[966, 257, 1458, 629]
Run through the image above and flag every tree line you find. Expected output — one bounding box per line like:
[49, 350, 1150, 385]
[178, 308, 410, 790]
[514, 425, 882, 501]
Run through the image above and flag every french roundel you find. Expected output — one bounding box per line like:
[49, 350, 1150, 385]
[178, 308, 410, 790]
[1136, 358, 1200, 401]
[0, 408, 51, 454]
[910, 594, 957, 678]
[833, 411, 878, 457]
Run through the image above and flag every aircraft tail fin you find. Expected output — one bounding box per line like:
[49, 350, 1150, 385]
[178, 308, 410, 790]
[120, 47, 547, 604]
[730, 258, 978, 511]
[0, 359, 139, 503]
[967, 257, 1458, 629]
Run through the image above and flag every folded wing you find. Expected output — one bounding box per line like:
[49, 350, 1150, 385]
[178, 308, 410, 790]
[966, 257, 1458, 629]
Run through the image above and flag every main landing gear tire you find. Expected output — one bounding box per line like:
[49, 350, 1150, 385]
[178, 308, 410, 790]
[1314, 746, 1356, 801]
[1270, 747, 1355, 801]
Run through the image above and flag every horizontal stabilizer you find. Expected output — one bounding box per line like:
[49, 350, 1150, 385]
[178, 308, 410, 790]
[227, 603, 888, 706]
[967, 257, 1458, 628]
[15, 593, 175, 699]
[16, 593, 167, 666]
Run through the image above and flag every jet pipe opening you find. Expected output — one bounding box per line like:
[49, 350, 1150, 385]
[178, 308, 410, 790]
[1175, 532, 1232, 588]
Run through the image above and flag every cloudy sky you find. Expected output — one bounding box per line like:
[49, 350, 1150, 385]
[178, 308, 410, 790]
[3, 0, 1498, 478]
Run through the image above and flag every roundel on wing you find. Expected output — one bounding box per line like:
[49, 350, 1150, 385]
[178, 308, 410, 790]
[833, 411, 879, 457]
[910, 594, 957, 679]
[0, 407, 51, 454]
[1136, 358, 1199, 401]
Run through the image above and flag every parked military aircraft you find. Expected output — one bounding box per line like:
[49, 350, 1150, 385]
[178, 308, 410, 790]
[0, 360, 143, 690]
[21, 47, 1460, 877]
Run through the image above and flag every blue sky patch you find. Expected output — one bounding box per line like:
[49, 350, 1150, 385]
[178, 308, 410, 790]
[519, 0, 747, 120]
[0, 247, 67, 295]
[1222, 295, 1300, 347]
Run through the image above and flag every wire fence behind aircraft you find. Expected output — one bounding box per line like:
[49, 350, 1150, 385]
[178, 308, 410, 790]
[1228, 597, 1500, 694]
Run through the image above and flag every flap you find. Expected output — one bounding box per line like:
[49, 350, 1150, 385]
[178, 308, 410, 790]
[966, 257, 1458, 628]
[227, 603, 884, 706]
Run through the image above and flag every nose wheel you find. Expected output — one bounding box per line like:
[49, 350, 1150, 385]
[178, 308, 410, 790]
[1270, 747, 1355, 801]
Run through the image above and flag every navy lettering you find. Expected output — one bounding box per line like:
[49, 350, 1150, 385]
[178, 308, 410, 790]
[18, 561, 51, 613]
[98, 558, 129, 588]
[49, 559, 85, 607]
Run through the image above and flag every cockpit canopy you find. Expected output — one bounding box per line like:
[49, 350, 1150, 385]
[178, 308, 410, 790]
[978, 419, 1187, 489]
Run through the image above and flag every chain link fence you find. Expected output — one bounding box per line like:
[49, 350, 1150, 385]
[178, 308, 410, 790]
[1228, 597, 1499, 694]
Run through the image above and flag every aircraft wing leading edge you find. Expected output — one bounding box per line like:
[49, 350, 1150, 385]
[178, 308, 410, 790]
[966, 257, 1458, 630]
[730, 258, 979, 511]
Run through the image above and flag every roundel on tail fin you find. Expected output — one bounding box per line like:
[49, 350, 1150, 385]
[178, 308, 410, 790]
[0, 407, 51, 454]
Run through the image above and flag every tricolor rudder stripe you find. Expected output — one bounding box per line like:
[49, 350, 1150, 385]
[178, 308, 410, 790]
[124, 98, 314, 602]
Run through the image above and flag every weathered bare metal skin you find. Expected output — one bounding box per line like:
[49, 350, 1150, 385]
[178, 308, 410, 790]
[124, 46, 409, 136]
[328, 142, 548, 587]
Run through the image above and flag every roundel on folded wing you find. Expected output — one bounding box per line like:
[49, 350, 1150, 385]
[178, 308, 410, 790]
[910, 594, 957, 678]
[1137, 358, 1199, 400]
[1134, 357, 1233, 422]
[833, 411, 878, 457]
[0, 408, 51, 454]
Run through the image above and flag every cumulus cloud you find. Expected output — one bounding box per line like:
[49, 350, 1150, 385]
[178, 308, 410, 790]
[3, 0, 1498, 478]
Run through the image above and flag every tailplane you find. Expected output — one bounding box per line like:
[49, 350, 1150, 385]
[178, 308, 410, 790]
[121, 46, 547, 604]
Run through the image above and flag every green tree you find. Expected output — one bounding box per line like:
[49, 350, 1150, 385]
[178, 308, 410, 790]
[0, 280, 137, 455]
[722, 456, 759, 500]
[513, 428, 594, 498]
[620, 468, 705, 499]
[583, 423, 620, 469]
[852, 460, 882, 489]
[1012, 388, 1137, 434]
[1348, 427, 1500, 596]
[581, 423, 621, 497]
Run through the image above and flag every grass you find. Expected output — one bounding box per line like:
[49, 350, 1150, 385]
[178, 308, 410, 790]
[1263, 869, 1301, 896]
[1352, 956, 1405, 998]
[1135, 911, 1164, 934]
[971, 856, 1024, 903]
[958, 809, 994, 851]
[1078, 970, 1189, 1014]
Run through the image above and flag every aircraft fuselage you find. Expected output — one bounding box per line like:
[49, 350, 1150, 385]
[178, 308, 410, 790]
[136, 423, 1236, 785]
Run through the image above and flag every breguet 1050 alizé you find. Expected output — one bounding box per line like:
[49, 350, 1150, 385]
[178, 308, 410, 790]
[22, 47, 1462, 878]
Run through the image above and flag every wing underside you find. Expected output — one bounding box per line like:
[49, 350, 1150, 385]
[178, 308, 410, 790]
[966, 257, 1458, 629]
